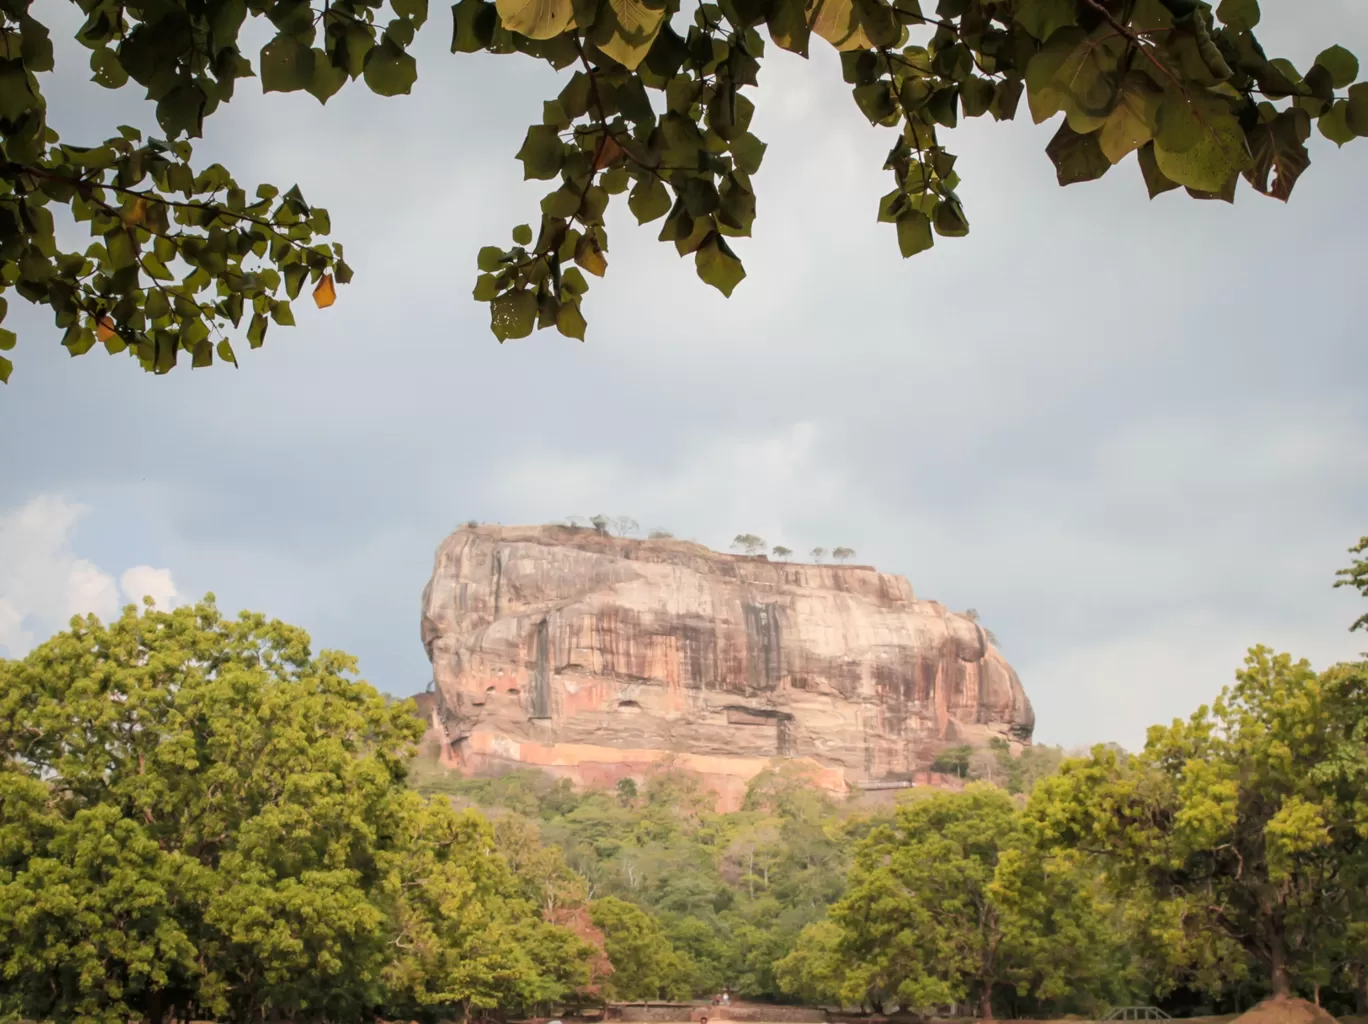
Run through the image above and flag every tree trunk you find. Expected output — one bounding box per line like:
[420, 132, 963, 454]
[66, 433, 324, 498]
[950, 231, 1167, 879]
[1355, 966, 1367, 1016]
[1269, 940, 1290, 999]
[979, 984, 994, 1022]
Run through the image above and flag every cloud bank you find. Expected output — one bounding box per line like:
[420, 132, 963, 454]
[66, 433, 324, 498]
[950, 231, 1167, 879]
[0, 496, 180, 657]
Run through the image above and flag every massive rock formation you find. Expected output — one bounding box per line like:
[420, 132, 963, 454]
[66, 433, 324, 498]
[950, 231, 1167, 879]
[419, 525, 1034, 810]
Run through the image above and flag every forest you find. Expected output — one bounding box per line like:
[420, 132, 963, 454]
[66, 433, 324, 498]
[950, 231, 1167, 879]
[1, 537, 1366, 1024]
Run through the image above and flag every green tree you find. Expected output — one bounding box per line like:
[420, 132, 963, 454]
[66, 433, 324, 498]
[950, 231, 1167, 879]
[831, 546, 855, 563]
[1336, 535, 1368, 635]
[826, 784, 1115, 1018]
[731, 533, 766, 556]
[774, 920, 849, 1007]
[772, 545, 792, 558]
[0, 598, 587, 1024]
[931, 743, 973, 777]
[2, 0, 1364, 379]
[1029, 647, 1368, 1000]
[590, 895, 693, 1000]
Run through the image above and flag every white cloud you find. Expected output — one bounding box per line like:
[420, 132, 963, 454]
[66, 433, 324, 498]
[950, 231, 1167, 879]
[120, 566, 180, 610]
[0, 495, 179, 658]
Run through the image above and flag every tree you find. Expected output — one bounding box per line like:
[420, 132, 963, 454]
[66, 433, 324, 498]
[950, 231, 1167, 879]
[1029, 647, 1368, 1001]
[810, 547, 827, 563]
[964, 607, 1001, 647]
[1, 0, 1364, 381]
[732, 533, 766, 555]
[613, 516, 640, 537]
[648, 528, 674, 539]
[931, 743, 973, 777]
[616, 777, 639, 806]
[589, 896, 693, 1000]
[772, 545, 793, 559]
[0, 598, 587, 1024]
[1335, 535, 1368, 634]
[827, 785, 1116, 1018]
[832, 546, 855, 563]
[590, 513, 611, 535]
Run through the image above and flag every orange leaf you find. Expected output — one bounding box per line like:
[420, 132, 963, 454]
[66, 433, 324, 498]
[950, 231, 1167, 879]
[313, 274, 336, 308]
[95, 316, 116, 342]
[593, 134, 625, 171]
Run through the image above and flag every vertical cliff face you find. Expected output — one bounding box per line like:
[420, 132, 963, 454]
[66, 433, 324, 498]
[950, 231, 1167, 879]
[419, 525, 1034, 809]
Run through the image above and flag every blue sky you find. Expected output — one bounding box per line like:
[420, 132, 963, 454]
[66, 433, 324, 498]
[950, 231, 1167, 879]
[1, 1, 1366, 750]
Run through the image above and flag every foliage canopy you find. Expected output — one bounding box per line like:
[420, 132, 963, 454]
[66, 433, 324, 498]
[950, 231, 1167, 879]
[1, 0, 1365, 380]
[0, 598, 590, 1024]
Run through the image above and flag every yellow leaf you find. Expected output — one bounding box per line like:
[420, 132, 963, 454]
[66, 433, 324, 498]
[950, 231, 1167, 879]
[588, 0, 668, 70]
[574, 235, 607, 277]
[495, 0, 575, 40]
[808, 0, 873, 52]
[123, 198, 149, 227]
[313, 273, 337, 308]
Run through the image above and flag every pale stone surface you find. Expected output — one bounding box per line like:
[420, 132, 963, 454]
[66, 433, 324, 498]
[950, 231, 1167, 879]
[418, 525, 1034, 809]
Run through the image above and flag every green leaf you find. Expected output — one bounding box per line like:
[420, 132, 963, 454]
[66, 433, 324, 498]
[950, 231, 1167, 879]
[932, 198, 969, 236]
[247, 312, 269, 348]
[512, 224, 534, 245]
[0, 354, 12, 383]
[1098, 74, 1160, 163]
[1046, 122, 1111, 185]
[217, 340, 239, 366]
[491, 290, 537, 340]
[1154, 95, 1251, 192]
[473, 273, 500, 300]
[1318, 100, 1355, 148]
[0, 59, 40, 121]
[556, 300, 587, 339]
[853, 82, 897, 124]
[695, 233, 745, 296]
[0, 328, 15, 351]
[1137, 140, 1181, 198]
[1216, 0, 1258, 32]
[452, 0, 498, 51]
[589, 0, 670, 71]
[960, 77, 995, 118]
[1015, 0, 1077, 43]
[628, 178, 671, 223]
[363, 38, 418, 95]
[732, 131, 767, 174]
[1315, 45, 1359, 89]
[1024, 27, 1084, 124]
[308, 51, 348, 103]
[766, 0, 810, 56]
[478, 246, 506, 271]
[260, 33, 316, 93]
[1348, 82, 1368, 136]
[192, 339, 214, 368]
[895, 210, 933, 256]
[90, 48, 129, 89]
[496, 0, 574, 39]
[516, 125, 565, 180]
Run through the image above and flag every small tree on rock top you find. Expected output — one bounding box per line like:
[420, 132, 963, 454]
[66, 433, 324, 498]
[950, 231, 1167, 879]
[732, 534, 766, 556]
[832, 546, 856, 563]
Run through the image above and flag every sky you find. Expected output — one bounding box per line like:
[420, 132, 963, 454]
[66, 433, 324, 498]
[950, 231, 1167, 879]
[1, 2, 1366, 751]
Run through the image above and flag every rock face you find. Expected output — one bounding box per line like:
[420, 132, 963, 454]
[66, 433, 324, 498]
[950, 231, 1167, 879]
[419, 525, 1034, 810]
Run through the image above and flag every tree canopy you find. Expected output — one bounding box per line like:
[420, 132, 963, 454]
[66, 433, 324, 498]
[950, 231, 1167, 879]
[0, 598, 591, 1024]
[1, 0, 1365, 380]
